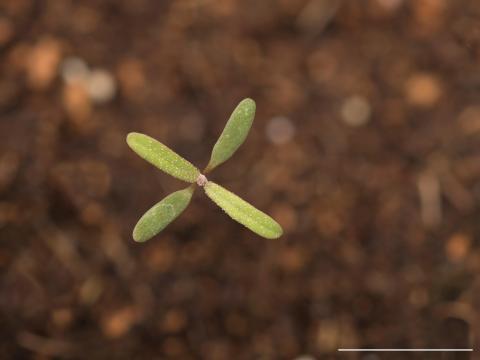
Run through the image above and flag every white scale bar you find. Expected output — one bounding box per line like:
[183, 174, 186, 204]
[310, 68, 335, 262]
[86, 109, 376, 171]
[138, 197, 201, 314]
[338, 349, 473, 352]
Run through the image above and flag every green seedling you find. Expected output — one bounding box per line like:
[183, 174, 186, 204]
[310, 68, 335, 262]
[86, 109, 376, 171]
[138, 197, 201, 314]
[127, 98, 283, 242]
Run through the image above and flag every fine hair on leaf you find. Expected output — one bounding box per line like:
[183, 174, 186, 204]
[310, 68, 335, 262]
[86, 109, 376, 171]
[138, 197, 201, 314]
[127, 98, 284, 241]
[204, 181, 283, 239]
[127, 132, 200, 183]
[205, 98, 256, 173]
[133, 186, 194, 242]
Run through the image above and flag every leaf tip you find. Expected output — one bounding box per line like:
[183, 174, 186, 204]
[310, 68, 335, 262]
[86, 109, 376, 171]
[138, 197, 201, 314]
[132, 227, 146, 243]
[126, 132, 140, 147]
[242, 97, 255, 106]
[269, 225, 284, 239]
[240, 98, 256, 115]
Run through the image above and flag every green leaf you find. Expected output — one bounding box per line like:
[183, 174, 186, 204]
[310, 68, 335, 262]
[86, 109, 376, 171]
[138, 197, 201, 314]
[127, 132, 200, 183]
[204, 181, 283, 239]
[133, 186, 194, 242]
[205, 98, 256, 172]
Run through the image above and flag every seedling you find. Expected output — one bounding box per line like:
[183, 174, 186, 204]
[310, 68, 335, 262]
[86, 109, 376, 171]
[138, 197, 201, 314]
[127, 98, 283, 242]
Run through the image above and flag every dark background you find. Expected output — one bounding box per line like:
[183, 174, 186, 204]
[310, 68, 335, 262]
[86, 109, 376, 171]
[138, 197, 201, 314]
[0, 0, 479, 359]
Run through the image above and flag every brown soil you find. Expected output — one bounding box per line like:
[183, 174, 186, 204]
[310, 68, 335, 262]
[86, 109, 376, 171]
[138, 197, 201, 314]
[0, 0, 479, 359]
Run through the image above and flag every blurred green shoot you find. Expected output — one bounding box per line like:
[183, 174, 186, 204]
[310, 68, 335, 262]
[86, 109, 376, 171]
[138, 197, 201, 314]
[127, 98, 283, 242]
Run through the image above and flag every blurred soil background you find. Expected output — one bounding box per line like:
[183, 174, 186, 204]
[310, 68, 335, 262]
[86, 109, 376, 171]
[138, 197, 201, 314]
[1, 0, 480, 359]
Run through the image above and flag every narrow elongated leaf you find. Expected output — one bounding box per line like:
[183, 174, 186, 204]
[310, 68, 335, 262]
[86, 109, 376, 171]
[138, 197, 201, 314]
[204, 181, 283, 239]
[133, 186, 194, 242]
[127, 132, 200, 183]
[205, 98, 255, 172]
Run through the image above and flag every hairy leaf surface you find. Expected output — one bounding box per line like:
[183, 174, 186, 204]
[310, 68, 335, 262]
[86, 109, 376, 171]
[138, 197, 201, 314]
[133, 186, 194, 242]
[204, 181, 282, 239]
[127, 132, 200, 182]
[205, 98, 255, 172]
